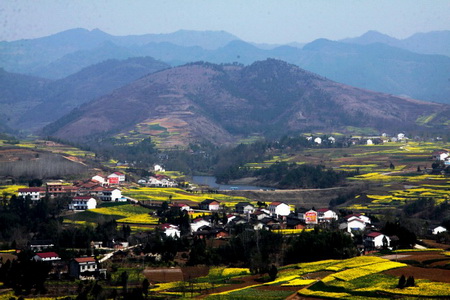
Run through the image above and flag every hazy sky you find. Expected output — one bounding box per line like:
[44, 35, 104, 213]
[1, 0, 449, 44]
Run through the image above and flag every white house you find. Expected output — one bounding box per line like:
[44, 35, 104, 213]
[160, 223, 180, 238]
[346, 214, 371, 224]
[397, 133, 406, 140]
[366, 139, 373, 145]
[317, 209, 338, 222]
[432, 226, 447, 235]
[91, 175, 106, 184]
[190, 218, 211, 232]
[160, 178, 178, 187]
[69, 257, 98, 280]
[235, 202, 255, 214]
[99, 188, 123, 202]
[69, 196, 97, 210]
[328, 136, 336, 144]
[268, 202, 291, 217]
[432, 150, 449, 161]
[18, 187, 43, 201]
[33, 252, 61, 262]
[346, 218, 366, 232]
[365, 232, 390, 249]
[199, 199, 221, 211]
[314, 137, 322, 144]
[147, 176, 163, 187]
[299, 209, 318, 225]
[154, 164, 166, 172]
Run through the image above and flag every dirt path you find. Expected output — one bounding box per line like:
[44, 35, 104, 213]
[197, 274, 262, 298]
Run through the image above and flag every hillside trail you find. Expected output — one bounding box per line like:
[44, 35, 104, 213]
[196, 274, 261, 298]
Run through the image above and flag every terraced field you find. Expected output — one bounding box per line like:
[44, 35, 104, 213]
[64, 203, 159, 231]
[143, 252, 450, 299]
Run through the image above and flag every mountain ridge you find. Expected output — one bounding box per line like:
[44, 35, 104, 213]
[43, 59, 450, 147]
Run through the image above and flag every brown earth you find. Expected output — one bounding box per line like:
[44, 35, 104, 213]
[385, 266, 450, 283]
[396, 252, 450, 263]
[422, 239, 450, 250]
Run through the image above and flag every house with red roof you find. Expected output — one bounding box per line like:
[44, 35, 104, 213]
[107, 172, 125, 184]
[432, 150, 449, 161]
[190, 218, 211, 232]
[69, 257, 100, 280]
[199, 199, 220, 211]
[342, 217, 367, 233]
[268, 201, 291, 217]
[364, 232, 391, 249]
[251, 209, 270, 221]
[302, 209, 318, 225]
[32, 252, 61, 262]
[345, 213, 371, 224]
[159, 223, 181, 238]
[171, 203, 191, 212]
[46, 182, 79, 198]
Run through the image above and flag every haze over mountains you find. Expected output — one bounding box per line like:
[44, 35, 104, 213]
[1, 28, 450, 106]
[1, 28, 449, 145]
[0, 57, 169, 131]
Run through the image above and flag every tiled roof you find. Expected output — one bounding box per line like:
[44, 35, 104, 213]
[18, 188, 42, 192]
[366, 232, 383, 237]
[36, 252, 59, 258]
[74, 257, 96, 263]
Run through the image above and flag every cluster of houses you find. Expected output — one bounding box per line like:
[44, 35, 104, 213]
[156, 199, 394, 252]
[32, 253, 106, 280]
[22, 239, 107, 280]
[306, 133, 410, 146]
[17, 172, 127, 211]
[24, 239, 135, 280]
[138, 174, 178, 187]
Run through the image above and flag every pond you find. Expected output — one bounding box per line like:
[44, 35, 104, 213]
[191, 175, 275, 191]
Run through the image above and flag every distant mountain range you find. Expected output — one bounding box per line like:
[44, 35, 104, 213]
[1, 28, 450, 105]
[340, 30, 450, 56]
[42, 60, 450, 147]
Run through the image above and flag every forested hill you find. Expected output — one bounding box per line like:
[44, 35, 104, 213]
[44, 59, 450, 147]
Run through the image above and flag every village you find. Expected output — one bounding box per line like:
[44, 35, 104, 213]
[12, 147, 450, 284]
[0, 138, 449, 299]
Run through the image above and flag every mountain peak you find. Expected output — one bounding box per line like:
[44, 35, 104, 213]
[340, 31, 398, 45]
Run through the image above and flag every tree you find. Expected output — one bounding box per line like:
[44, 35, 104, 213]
[390, 162, 395, 170]
[405, 276, 415, 287]
[142, 278, 150, 299]
[120, 271, 129, 294]
[268, 265, 278, 281]
[397, 275, 406, 288]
